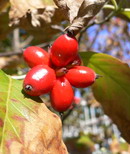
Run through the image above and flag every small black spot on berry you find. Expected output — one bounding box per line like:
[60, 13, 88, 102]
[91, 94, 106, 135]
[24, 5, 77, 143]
[25, 85, 33, 91]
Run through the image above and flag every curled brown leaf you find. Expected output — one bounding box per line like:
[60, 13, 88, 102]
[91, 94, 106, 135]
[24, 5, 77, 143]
[9, 0, 55, 26]
[66, 0, 108, 35]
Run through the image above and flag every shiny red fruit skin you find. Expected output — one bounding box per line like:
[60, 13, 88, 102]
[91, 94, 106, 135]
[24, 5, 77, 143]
[72, 54, 82, 66]
[65, 66, 96, 88]
[23, 46, 50, 68]
[50, 77, 74, 112]
[23, 65, 56, 96]
[50, 34, 78, 67]
[66, 54, 82, 69]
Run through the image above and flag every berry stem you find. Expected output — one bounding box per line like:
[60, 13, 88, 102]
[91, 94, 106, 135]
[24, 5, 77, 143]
[55, 68, 68, 77]
[66, 60, 80, 69]
[59, 112, 64, 121]
[66, 29, 74, 37]
[96, 74, 103, 79]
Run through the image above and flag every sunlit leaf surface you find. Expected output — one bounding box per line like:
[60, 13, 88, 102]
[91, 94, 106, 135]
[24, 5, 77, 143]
[121, 10, 130, 19]
[0, 70, 67, 153]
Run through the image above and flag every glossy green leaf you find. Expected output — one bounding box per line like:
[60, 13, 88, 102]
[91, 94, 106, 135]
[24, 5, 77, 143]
[80, 52, 130, 143]
[121, 10, 130, 19]
[0, 70, 43, 153]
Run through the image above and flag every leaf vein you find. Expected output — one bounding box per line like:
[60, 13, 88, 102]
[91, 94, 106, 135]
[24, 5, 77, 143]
[0, 77, 12, 152]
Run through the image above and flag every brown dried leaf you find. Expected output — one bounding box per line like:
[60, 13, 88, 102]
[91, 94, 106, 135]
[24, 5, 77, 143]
[9, 0, 55, 26]
[9, 104, 68, 154]
[0, 9, 65, 43]
[67, 0, 108, 35]
[53, 0, 83, 22]
[53, 0, 108, 35]
[8, 0, 66, 43]
[6, 0, 108, 43]
[18, 8, 65, 43]
[67, 0, 83, 22]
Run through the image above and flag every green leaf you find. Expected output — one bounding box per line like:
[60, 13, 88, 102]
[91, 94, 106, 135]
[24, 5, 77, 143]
[0, 70, 67, 154]
[0, 70, 43, 153]
[76, 134, 94, 148]
[121, 10, 130, 19]
[80, 52, 130, 143]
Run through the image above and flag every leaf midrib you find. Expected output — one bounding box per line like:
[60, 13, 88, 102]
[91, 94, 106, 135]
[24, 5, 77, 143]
[0, 77, 12, 152]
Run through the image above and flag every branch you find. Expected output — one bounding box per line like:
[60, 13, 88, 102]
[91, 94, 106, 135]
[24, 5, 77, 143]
[0, 51, 22, 57]
[12, 28, 20, 52]
[62, 104, 77, 123]
[78, 11, 115, 42]
[87, 27, 101, 50]
[20, 36, 34, 48]
[0, 42, 52, 57]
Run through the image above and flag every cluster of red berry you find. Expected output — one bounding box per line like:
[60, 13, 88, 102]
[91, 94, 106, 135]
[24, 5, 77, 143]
[23, 34, 96, 112]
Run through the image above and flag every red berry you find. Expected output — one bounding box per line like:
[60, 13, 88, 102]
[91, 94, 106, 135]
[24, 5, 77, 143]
[50, 34, 78, 67]
[23, 46, 50, 68]
[23, 65, 56, 96]
[65, 66, 96, 88]
[50, 77, 74, 112]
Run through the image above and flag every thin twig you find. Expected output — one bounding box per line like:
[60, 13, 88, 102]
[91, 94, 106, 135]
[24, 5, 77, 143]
[12, 28, 20, 52]
[87, 27, 101, 50]
[20, 36, 34, 48]
[0, 41, 52, 57]
[0, 51, 22, 57]
[78, 11, 116, 43]
[62, 104, 77, 123]
[37, 41, 53, 48]
[51, 25, 64, 32]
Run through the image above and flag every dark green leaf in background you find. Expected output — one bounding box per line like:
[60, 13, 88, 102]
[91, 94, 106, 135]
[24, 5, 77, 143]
[80, 52, 130, 143]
